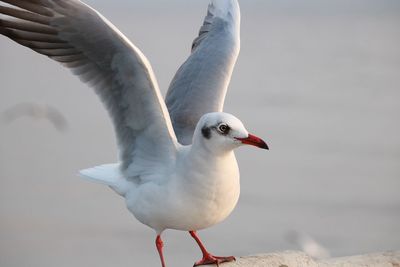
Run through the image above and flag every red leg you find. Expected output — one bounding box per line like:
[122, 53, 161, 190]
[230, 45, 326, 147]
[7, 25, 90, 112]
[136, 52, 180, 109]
[189, 231, 235, 266]
[156, 235, 167, 267]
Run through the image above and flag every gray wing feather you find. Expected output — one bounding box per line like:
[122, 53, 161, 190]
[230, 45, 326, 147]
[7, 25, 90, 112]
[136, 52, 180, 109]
[165, 0, 240, 145]
[0, 0, 177, 177]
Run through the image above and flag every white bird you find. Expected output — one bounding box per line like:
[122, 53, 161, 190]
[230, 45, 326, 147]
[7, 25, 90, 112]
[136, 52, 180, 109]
[2, 102, 69, 132]
[0, 0, 268, 266]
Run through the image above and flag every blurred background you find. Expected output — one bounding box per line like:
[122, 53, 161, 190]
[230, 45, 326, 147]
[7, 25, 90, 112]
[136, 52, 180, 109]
[0, 0, 399, 266]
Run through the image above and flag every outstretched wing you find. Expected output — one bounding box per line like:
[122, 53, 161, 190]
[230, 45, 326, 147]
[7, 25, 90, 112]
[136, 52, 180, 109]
[165, 0, 240, 145]
[0, 0, 178, 178]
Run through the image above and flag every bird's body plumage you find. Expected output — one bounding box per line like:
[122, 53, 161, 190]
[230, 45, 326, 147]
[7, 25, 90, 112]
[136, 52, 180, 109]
[126, 145, 240, 234]
[82, 113, 245, 234]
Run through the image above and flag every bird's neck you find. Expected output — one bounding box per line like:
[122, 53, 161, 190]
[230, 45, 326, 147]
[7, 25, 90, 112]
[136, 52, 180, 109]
[191, 133, 231, 158]
[183, 137, 237, 177]
[175, 141, 239, 203]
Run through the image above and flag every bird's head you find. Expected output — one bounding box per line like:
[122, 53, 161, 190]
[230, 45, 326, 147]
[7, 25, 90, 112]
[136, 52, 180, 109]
[194, 112, 268, 153]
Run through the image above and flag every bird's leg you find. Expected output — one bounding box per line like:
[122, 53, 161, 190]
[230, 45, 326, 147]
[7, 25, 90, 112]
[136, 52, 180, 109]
[189, 231, 235, 266]
[156, 235, 167, 267]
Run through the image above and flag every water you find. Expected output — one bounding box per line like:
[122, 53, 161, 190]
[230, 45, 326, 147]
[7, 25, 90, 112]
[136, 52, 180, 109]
[0, 1, 399, 266]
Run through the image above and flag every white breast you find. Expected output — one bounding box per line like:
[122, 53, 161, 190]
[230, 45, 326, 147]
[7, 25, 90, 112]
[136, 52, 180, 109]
[125, 147, 240, 233]
[172, 150, 241, 231]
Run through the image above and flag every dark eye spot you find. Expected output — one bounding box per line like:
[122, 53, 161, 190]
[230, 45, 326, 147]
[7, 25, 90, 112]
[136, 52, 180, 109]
[218, 124, 230, 135]
[201, 126, 211, 139]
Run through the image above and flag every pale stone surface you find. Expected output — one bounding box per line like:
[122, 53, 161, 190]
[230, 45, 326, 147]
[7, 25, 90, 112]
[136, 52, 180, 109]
[202, 251, 400, 267]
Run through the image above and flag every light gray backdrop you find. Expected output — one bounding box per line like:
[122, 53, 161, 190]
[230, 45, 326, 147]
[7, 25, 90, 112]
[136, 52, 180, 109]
[0, 1, 399, 267]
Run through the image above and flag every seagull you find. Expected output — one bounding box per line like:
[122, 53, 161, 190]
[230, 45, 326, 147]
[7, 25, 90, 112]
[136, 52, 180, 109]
[2, 102, 69, 132]
[0, 0, 268, 266]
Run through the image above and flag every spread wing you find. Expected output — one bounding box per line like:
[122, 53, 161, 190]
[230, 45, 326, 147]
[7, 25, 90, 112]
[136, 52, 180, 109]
[0, 0, 178, 179]
[165, 0, 240, 145]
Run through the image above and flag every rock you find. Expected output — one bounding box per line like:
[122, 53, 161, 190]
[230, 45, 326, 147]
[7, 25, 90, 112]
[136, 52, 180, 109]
[202, 251, 400, 267]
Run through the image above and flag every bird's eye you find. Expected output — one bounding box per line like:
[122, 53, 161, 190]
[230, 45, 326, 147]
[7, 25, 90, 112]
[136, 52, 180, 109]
[218, 124, 230, 134]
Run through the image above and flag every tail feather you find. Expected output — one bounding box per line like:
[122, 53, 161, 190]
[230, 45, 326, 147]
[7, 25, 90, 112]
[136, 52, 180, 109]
[80, 163, 120, 186]
[80, 163, 129, 196]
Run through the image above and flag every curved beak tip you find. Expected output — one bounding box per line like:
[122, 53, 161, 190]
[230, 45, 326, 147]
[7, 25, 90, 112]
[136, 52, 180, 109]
[262, 142, 270, 150]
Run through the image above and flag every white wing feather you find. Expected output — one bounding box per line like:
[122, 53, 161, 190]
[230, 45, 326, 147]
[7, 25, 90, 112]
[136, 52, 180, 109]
[165, 0, 240, 145]
[0, 0, 178, 182]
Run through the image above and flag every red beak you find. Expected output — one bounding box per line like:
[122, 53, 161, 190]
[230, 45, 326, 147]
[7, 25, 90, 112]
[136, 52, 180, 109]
[235, 134, 269, 150]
